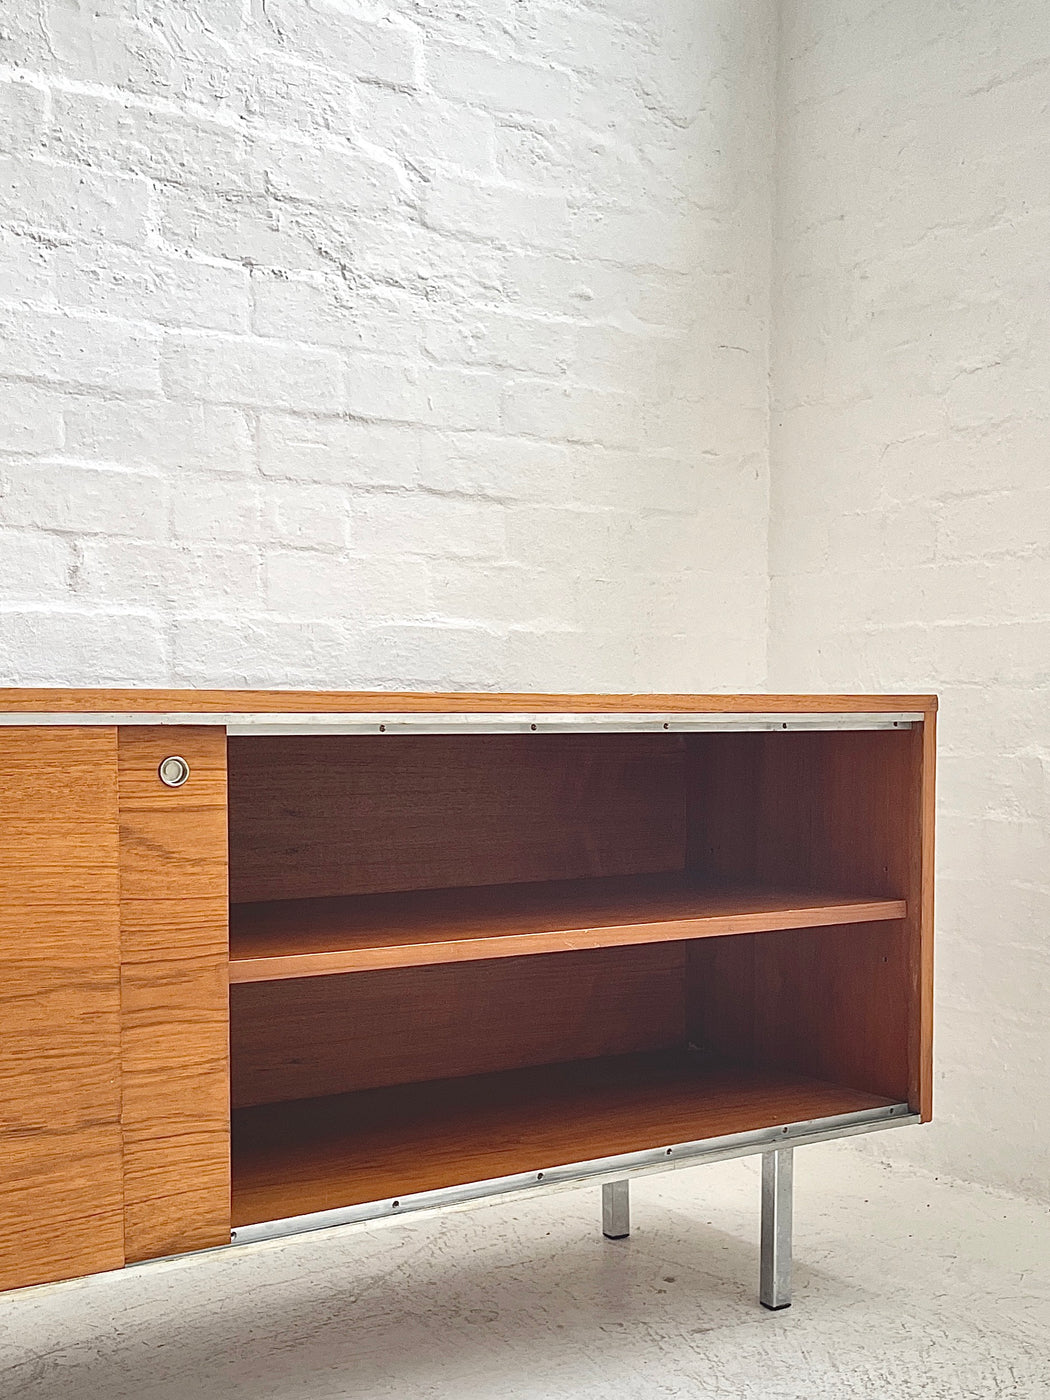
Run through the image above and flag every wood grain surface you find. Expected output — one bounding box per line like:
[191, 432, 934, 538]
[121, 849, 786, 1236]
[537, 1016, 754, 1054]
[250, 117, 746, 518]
[229, 875, 906, 982]
[685, 725, 933, 1110]
[0, 727, 124, 1291]
[0, 689, 938, 714]
[227, 733, 685, 902]
[688, 920, 911, 1103]
[915, 713, 937, 1120]
[118, 727, 231, 1263]
[231, 1051, 896, 1225]
[230, 943, 687, 1108]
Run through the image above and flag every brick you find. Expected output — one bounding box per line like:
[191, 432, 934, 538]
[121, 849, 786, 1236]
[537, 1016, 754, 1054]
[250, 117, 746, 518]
[55, 246, 251, 333]
[515, 5, 637, 76]
[78, 539, 261, 608]
[501, 625, 638, 693]
[351, 215, 508, 301]
[360, 621, 508, 687]
[345, 357, 502, 431]
[262, 0, 419, 87]
[572, 71, 683, 146]
[0, 609, 168, 685]
[162, 332, 344, 411]
[50, 91, 254, 195]
[259, 133, 408, 212]
[424, 174, 570, 250]
[139, 0, 246, 39]
[0, 227, 54, 303]
[425, 41, 573, 120]
[644, 398, 766, 458]
[494, 122, 636, 200]
[573, 451, 708, 514]
[429, 559, 567, 625]
[571, 322, 680, 394]
[503, 250, 692, 326]
[63, 400, 253, 474]
[424, 310, 574, 375]
[939, 491, 1050, 562]
[503, 504, 628, 573]
[171, 476, 262, 544]
[0, 155, 150, 246]
[247, 53, 358, 137]
[262, 482, 349, 551]
[0, 1, 54, 69]
[0, 78, 46, 153]
[45, 1, 182, 93]
[414, 431, 570, 501]
[0, 529, 73, 598]
[354, 492, 505, 559]
[258, 414, 419, 488]
[501, 379, 642, 450]
[170, 614, 350, 687]
[156, 187, 328, 272]
[0, 459, 167, 538]
[0, 306, 162, 393]
[570, 203, 699, 272]
[251, 274, 423, 357]
[356, 87, 495, 176]
[265, 550, 343, 616]
[0, 383, 64, 454]
[264, 554, 430, 621]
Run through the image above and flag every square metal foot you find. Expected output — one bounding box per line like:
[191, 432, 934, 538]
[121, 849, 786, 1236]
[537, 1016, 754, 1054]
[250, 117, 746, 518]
[602, 1179, 630, 1239]
[759, 1148, 793, 1309]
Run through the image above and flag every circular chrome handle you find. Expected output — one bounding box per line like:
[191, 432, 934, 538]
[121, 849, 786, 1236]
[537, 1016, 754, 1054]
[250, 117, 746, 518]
[158, 755, 190, 788]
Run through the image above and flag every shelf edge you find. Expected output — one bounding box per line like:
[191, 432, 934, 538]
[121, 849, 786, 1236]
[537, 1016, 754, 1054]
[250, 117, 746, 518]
[228, 897, 908, 984]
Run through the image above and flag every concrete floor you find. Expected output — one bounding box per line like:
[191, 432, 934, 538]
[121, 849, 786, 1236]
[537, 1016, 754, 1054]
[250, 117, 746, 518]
[2, 1142, 1049, 1400]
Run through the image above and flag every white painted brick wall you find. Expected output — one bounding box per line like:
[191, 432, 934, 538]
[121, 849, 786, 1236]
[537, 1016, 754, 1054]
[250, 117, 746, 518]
[0, 0, 775, 691]
[770, 1, 1050, 1200]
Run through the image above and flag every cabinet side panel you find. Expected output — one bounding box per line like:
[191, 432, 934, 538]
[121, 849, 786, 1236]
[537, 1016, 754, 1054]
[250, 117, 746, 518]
[0, 727, 124, 1291]
[914, 716, 936, 1120]
[118, 727, 230, 1263]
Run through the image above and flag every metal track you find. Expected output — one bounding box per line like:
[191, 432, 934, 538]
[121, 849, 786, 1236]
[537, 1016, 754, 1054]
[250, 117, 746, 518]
[230, 1102, 917, 1248]
[0, 711, 923, 734]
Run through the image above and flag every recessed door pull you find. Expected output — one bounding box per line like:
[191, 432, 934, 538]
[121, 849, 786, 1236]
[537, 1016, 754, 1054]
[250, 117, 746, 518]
[158, 755, 190, 788]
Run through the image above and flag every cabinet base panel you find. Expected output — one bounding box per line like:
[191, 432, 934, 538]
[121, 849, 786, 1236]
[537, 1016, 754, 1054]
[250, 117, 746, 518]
[231, 1050, 900, 1230]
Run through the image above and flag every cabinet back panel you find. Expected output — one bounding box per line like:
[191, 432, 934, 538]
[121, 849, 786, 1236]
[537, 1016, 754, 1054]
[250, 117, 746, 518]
[230, 943, 686, 1108]
[228, 733, 686, 902]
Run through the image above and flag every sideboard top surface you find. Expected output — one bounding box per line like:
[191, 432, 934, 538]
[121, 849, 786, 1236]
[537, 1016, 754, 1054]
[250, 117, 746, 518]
[0, 689, 938, 715]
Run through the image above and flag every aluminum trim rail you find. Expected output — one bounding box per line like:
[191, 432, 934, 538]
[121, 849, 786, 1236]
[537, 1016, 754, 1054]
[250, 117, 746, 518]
[0, 711, 924, 734]
[230, 1102, 917, 1248]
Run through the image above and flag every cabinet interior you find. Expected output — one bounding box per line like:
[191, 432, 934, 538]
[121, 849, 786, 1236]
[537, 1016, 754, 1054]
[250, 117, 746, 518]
[225, 728, 920, 1227]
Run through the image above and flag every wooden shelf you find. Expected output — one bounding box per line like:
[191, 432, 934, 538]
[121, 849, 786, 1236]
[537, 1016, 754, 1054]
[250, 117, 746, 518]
[231, 1050, 895, 1226]
[228, 873, 906, 983]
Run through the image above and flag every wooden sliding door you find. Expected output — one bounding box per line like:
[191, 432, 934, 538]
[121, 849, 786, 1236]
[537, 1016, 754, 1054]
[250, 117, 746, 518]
[117, 727, 231, 1263]
[0, 727, 124, 1291]
[0, 724, 233, 1291]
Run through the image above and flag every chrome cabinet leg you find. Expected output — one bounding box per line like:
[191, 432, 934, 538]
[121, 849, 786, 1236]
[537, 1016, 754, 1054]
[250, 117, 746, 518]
[760, 1148, 793, 1309]
[602, 1179, 630, 1239]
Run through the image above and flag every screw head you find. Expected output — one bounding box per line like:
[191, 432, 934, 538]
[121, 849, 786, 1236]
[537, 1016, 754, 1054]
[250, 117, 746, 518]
[158, 755, 190, 788]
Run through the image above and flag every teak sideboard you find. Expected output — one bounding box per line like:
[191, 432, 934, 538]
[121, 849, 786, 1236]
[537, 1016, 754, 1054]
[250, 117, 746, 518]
[0, 690, 936, 1308]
